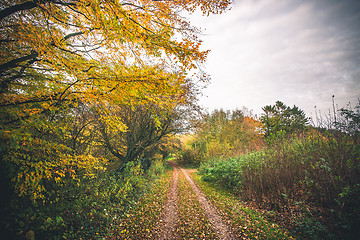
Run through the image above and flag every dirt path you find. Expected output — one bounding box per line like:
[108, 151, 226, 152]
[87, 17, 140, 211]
[180, 167, 237, 240]
[156, 162, 179, 240]
[157, 162, 236, 239]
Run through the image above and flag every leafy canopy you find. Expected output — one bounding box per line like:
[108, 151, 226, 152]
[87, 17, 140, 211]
[0, 0, 232, 200]
[1, 0, 232, 120]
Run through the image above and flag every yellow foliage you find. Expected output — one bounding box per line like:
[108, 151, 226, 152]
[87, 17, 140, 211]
[1, 0, 232, 113]
[3, 130, 107, 200]
[0, 0, 232, 201]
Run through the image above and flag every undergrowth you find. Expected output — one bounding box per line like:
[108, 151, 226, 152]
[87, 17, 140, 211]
[1, 159, 169, 239]
[114, 168, 173, 239]
[191, 172, 294, 239]
[199, 130, 360, 239]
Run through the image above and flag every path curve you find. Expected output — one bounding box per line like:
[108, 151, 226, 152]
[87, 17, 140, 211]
[180, 167, 237, 240]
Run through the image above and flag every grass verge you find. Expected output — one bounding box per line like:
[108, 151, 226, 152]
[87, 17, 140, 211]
[111, 170, 173, 239]
[191, 172, 295, 240]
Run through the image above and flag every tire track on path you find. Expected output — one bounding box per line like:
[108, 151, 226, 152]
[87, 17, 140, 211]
[156, 162, 179, 240]
[180, 167, 237, 240]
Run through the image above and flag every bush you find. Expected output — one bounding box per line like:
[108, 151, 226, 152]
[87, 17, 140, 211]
[200, 157, 243, 192]
[146, 158, 168, 178]
[199, 130, 360, 239]
[2, 161, 151, 239]
[177, 147, 203, 167]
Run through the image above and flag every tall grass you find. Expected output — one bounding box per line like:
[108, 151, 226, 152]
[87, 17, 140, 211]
[199, 130, 360, 238]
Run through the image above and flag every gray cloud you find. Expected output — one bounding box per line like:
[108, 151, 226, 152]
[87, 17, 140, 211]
[190, 0, 360, 117]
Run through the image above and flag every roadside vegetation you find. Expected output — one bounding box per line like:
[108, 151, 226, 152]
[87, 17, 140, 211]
[178, 100, 360, 239]
[191, 172, 294, 239]
[0, 1, 233, 239]
[1, 159, 171, 239]
[114, 165, 173, 239]
[1, 1, 359, 239]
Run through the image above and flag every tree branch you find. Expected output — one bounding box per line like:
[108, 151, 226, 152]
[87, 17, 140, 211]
[99, 126, 125, 161]
[0, 1, 37, 21]
[0, 0, 80, 21]
[0, 52, 38, 74]
[0, 93, 59, 108]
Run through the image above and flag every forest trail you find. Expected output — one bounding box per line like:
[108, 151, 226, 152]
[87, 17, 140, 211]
[156, 162, 179, 240]
[157, 162, 237, 240]
[180, 168, 237, 240]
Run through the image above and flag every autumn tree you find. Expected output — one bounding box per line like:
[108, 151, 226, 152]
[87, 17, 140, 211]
[0, 0, 232, 200]
[182, 108, 264, 163]
[97, 94, 195, 171]
[1, 0, 231, 112]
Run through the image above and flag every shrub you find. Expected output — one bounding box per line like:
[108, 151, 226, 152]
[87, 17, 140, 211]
[177, 147, 203, 167]
[199, 130, 360, 239]
[146, 158, 168, 178]
[2, 161, 151, 239]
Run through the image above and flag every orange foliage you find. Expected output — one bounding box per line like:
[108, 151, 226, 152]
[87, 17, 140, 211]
[0, 0, 232, 200]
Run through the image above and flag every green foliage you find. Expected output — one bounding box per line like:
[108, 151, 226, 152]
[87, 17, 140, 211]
[335, 100, 360, 144]
[1, 160, 169, 239]
[200, 158, 243, 192]
[177, 146, 204, 167]
[199, 130, 360, 239]
[191, 172, 295, 239]
[261, 101, 309, 137]
[146, 158, 168, 178]
[177, 108, 264, 166]
[293, 208, 333, 240]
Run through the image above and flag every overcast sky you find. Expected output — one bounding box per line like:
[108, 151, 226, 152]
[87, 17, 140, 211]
[188, 0, 360, 119]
